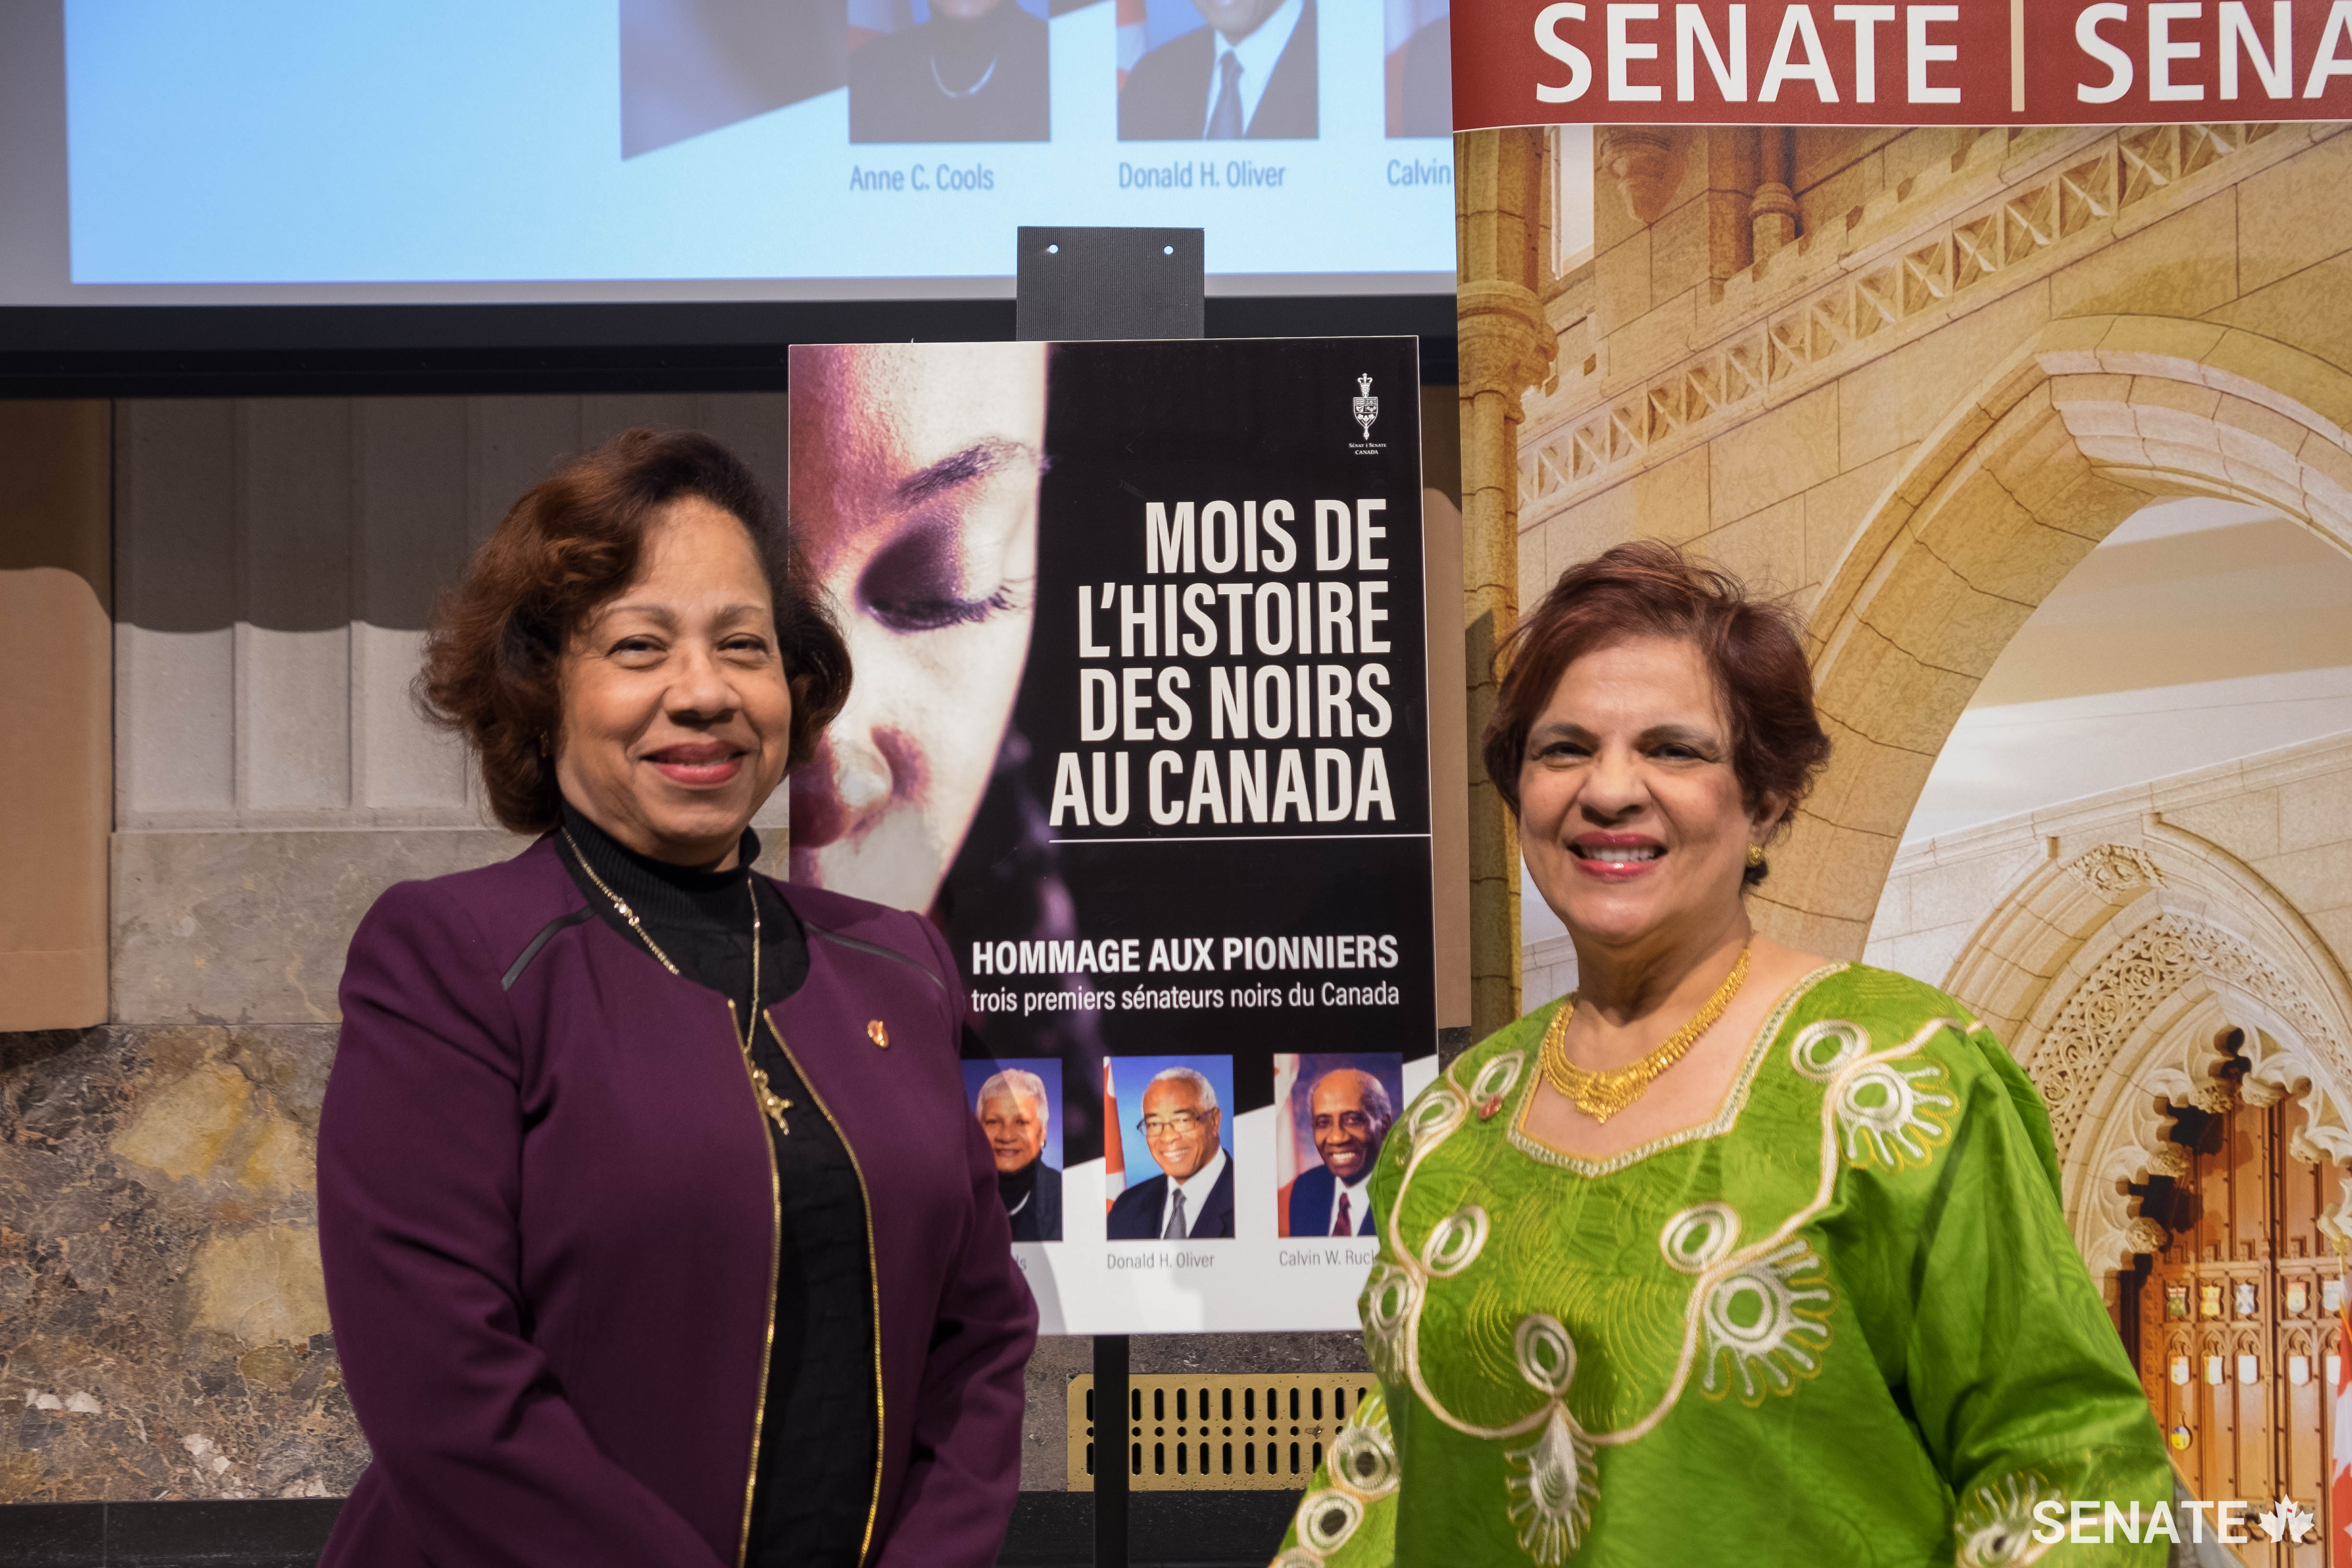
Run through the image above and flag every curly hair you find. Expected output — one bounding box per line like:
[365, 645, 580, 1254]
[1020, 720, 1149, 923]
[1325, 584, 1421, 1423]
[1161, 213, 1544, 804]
[416, 428, 851, 835]
[1481, 540, 1829, 887]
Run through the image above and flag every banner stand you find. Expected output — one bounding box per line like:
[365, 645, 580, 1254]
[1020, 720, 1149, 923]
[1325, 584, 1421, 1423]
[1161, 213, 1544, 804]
[1013, 224, 1206, 1568]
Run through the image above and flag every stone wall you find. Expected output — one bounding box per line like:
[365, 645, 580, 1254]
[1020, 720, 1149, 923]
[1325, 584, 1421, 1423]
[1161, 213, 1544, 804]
[1866, 732, 2352, 1002]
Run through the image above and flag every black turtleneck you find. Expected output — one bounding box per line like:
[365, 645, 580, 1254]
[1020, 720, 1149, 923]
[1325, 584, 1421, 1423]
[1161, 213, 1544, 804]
[555, 801, 875, 1568]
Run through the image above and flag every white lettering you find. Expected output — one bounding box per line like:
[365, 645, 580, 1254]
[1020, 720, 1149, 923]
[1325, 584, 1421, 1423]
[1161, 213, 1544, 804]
[2220, 0, 2291, 96]
[1146, 502, 1194, 574]
[2306, 0, 2352, 94]
[1761, 4, 1839, 100]
[2148, 1, 2204, 98]
[1677, 2, 1750, 96]
[1906, 4, 1958, 100]
[1608, 2, 1666, 98]
[1149, 750, 1184, 825]
[2078, 1, 2135, 99]
[1834, 3, 1895, 100]
[1535, 1, 1596, 99]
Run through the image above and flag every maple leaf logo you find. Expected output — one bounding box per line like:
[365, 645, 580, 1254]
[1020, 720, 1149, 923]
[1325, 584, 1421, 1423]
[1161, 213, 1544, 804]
[2255, 1496, 2316, 1543]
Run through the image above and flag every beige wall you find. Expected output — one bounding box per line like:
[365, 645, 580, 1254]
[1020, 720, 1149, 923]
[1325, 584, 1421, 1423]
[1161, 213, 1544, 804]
[0, 402, 111, 1030]
[1870, 738, 2352, 1004]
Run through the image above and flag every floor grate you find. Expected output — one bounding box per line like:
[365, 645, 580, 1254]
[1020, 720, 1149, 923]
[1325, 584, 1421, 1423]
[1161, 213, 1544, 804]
[1064, 1373, 1375, 1491]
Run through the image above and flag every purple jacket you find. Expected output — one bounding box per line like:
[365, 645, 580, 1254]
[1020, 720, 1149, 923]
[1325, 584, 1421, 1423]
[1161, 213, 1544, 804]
[315, 837, 1037, 1568]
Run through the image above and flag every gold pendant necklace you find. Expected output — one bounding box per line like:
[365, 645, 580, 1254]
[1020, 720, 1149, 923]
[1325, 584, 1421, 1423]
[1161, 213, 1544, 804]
[1538, 945, 1752, 1124]
[562, 830, 792, 1134]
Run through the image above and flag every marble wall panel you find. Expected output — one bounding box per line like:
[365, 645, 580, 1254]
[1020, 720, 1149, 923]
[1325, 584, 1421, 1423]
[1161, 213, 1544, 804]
[111, 829, 528, 1028]
[0, 1024, 363, 1503]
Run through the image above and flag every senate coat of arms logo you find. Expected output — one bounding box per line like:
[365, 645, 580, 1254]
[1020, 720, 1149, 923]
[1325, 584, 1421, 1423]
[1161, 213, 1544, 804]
[1352, 374, 1380, 440]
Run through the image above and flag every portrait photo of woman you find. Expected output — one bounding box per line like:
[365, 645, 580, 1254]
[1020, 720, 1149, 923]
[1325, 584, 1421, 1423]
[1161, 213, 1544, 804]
[313, 429, 1036, 1568]
[1278, 542, 2173, 1565]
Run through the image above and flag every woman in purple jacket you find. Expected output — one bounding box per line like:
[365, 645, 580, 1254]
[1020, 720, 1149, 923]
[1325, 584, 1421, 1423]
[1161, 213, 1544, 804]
[315, 429, 1037, 1568]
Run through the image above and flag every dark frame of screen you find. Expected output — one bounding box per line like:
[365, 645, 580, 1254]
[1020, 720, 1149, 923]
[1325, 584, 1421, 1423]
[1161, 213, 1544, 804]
[0, 297, 1457, 398]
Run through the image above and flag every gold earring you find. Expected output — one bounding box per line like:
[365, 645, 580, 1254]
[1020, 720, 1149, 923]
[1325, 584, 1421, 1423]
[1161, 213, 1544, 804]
[1745, 843, 1767, 868]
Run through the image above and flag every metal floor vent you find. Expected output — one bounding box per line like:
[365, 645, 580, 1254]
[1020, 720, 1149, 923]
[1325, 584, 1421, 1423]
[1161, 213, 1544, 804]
[1065, 1373, 1375, 1491]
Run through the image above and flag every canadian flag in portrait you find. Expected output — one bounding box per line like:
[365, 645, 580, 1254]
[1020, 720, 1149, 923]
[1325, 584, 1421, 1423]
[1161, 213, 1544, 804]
[1103, 1059, 1125, 1213]
[2335, 1276, 2352, 1567]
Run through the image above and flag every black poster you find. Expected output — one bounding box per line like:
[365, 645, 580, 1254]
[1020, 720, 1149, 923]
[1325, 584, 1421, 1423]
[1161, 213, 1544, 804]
[792, 335, 1433, 1329]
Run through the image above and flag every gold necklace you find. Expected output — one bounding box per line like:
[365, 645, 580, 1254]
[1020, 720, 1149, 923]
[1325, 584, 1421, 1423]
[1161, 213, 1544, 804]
[562, 830, 793, 1134]
[1538, 946, 1752, 1124]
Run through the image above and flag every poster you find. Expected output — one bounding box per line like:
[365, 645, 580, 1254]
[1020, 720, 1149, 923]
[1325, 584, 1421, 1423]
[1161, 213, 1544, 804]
[788, 335, 1439, 1331]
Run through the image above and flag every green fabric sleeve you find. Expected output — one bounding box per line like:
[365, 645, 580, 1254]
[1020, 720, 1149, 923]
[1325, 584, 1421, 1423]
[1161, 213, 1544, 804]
[1888, 1024, 2174, 1564]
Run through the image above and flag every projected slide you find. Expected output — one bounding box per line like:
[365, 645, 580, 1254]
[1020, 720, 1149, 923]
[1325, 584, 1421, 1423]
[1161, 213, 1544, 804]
[61, 0, 1458, 290]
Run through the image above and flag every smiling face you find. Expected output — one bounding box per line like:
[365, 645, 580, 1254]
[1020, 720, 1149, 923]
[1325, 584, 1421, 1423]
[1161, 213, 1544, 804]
[1517, 635, 1775, 956]
[1309, 1071, 1384, 1182]
[787, 342, 1046, 914]
[1141, 1077, 1221, 1182]
[979, 1089, 1048, 1173]
[553, 498, 793, 869]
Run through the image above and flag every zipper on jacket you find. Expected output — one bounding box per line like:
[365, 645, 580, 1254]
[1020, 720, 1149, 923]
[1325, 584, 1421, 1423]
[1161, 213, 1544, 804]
[764, 1006, 887, 1566]
[726, 998, 784, 1568]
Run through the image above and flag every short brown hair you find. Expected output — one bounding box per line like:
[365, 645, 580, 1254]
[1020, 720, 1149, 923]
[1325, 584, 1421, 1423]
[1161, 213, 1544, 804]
[417, 428, 851, 834]
[1481, 541, 1829, 886]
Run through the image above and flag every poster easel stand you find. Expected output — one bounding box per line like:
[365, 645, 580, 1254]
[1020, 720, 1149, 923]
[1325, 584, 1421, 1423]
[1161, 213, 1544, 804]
[1012, 224, 1206, 1568]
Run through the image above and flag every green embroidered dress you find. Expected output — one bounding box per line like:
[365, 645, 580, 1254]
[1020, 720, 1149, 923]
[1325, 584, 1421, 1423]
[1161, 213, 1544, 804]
[1277, 963, 2171, 1567]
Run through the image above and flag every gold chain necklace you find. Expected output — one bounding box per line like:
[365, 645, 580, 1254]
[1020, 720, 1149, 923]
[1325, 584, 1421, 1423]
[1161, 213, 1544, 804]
[1538, 946, 1752, 1124]
[561, 830, 793, 1133]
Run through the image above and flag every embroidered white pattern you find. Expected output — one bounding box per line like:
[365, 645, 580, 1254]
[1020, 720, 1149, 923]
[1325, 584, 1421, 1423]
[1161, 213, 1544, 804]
[1279, 1392, 1398, 1564]
[1504, 1405, 1599, 1566]
[1472, 1051, 1525, 1104]
[1790, 1018, 1955, 1169]
[1659, 1202, 1741, 1274]
[1831, 1060, 1955, 1169]
[1361, 1262, 1420, 1385]
[1295, 1490, 1364, 1554]
[1697, 1240, 1835, 1403]
[1420, 1206, 1490, 1278]
[1954, 1471, 2061, 1567]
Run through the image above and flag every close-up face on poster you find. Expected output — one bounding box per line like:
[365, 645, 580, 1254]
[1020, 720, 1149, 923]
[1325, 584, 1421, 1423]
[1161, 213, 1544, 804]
[789, 336, 1437, 1332]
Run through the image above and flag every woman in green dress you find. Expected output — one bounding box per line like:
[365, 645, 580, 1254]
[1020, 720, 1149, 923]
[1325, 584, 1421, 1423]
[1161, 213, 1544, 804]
[1278, 543, 2171, 1567]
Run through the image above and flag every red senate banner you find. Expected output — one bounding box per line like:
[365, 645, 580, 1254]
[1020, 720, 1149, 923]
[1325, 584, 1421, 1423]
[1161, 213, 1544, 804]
[1449, 0, 2352, 126]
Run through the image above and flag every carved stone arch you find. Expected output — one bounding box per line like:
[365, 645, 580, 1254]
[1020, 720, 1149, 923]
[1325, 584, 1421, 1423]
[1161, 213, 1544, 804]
[1930, 819, 2352, 1286]
[1750, 312, 2352, 960]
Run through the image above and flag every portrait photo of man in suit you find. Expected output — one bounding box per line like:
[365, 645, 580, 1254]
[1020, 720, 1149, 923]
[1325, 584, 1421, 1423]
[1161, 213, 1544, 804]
[975, 1066, 1062, 1242]
[1107, 1066, 1235, 1240]
[1282, 1068, 1393, 1238]
[1116, 0, 1318, 141]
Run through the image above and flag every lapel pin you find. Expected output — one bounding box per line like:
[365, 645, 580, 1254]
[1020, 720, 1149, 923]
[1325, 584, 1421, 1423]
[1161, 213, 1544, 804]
[867, 1019, 890, 1049]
